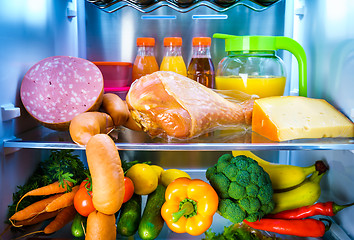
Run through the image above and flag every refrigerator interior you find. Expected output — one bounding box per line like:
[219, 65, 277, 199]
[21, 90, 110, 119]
[0, 0, 353, 239]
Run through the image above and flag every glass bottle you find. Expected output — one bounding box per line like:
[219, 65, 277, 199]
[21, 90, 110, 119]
[132, 37, 159, 82]
[187, 37, 215, 88]
[160, 37, 187, 76]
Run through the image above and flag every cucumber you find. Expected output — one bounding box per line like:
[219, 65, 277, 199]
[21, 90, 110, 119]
[116, 193, 142, 237]
[71, 213, 86, 239]
[138, 185, 166, 240]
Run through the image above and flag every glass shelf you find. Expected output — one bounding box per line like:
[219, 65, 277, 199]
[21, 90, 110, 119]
[86, 0, 280, 13]
[3, 126, 354, 151]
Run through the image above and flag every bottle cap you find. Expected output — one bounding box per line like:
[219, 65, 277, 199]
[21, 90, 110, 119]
[164, 37, 182, 46]
[192, 37, 211, 46]
[136, 37, 155, 47]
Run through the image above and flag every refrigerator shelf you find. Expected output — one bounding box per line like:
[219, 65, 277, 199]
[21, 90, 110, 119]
[3, 126, 354, 151]
[85, 0, 280, 13]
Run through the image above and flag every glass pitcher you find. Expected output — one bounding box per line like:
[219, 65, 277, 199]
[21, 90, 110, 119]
[213, 34, 307, 97]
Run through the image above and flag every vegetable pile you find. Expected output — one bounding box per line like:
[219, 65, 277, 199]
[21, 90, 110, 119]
[206, 154, 275, 223]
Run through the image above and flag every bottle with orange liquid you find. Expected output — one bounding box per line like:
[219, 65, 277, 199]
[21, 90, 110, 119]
[132, 37, 159, 82]
[187, 37, 215, 88]
[160, 37, 187, 76]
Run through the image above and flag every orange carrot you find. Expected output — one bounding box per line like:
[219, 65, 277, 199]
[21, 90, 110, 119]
[44, 205, 77, 234]
[16, 181, 73, 211]
[45, 185, 79, 213]
[10, 194, 63, 221]
[14, 210, 59, 227]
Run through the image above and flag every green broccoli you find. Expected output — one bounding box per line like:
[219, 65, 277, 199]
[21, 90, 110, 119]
[218, 199, 246, 224]
[206, 154, 275, 223]
[209, 172, 230, 199]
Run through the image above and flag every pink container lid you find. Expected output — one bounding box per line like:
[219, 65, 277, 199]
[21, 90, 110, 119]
[104, 87, 131, 92]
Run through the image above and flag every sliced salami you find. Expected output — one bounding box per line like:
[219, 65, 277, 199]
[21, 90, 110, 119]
[20, 56, 104, 131]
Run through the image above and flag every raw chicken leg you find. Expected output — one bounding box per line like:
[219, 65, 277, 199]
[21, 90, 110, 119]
[126, 71, 253, 139]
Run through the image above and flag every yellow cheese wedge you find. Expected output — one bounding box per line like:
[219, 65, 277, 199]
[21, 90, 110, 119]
[252, 96, 354, 142]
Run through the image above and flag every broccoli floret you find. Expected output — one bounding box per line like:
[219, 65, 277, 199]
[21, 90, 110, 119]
[219, 199, 246, 224]
[206, 154, 275, 224]
[246, 184, 259, 198]
[228, 182, 246, 200]
[235, 170, 251, 187]
[223, 163, 238, 181]
[209, 173, 230, 199]
[206, 165, 217, 181]
[216, 154, 232, 173]
[257, 184, 273, 205]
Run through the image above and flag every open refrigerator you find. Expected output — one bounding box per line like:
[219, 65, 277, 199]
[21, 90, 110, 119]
[0, 0, 353, 239]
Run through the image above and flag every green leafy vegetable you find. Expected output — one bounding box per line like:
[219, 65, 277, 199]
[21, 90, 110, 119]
[7, 150, 88, 222]
[203, 223, 280, 240]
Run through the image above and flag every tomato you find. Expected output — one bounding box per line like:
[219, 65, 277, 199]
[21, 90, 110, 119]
[123, 177, 134, 203]
[79, 178, 91, 189]
[74, 187, 95, 217]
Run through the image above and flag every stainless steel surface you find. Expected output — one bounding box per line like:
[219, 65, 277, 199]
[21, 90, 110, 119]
[3, 126, 354, 151]
[81, 0, 286, 66]
[85, 0, 280, 13]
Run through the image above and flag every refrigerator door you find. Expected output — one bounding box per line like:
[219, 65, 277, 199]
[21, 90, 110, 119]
[0, 0, 79, 237]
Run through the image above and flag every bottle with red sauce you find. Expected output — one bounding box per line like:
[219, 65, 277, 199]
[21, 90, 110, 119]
[132, 37, 159, 82]
[187, 37, 215, 88]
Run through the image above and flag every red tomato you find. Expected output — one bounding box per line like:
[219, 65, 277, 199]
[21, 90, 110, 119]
[74, 187, 96, 217]
[123, 177, 134, 203]
[79, 178, 91, 189]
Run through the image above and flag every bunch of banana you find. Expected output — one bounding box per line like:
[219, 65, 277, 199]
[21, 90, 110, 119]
[232, 151, 328, 214]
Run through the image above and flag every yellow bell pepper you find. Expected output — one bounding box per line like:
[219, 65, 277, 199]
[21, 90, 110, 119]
[161, 177, 218, 236]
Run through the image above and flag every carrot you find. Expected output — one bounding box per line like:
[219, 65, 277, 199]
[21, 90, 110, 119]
[16, 181, 73, 211]
[44, 205, 77, 234]
[14, 210, 59, 227]
[45, 185, 79, 212]
[10, 194, 63, 222]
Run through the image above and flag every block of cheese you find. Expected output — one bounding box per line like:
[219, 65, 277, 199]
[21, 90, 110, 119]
[252, 96, 354, 142]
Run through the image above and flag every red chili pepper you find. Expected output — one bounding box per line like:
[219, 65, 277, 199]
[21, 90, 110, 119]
[244, 218, 329, 238]
[267, 202, 354, 220]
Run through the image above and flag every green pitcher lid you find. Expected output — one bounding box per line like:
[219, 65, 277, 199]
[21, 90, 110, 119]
[213, 33, 279, 51]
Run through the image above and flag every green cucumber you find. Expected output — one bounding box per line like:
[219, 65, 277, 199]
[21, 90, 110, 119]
[138, 185, 166, 240]
[116, 193, 142, 237]
[71, 213, 86, 238]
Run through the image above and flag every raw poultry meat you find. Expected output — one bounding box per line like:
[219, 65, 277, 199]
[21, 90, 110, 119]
[126, 71, 253, 139]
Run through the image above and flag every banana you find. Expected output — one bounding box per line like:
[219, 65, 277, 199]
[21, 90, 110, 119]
[232, 151, 317, 190]
[271, 171, 325, 214]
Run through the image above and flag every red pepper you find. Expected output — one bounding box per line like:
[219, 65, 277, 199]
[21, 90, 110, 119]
[267, 202, 354, 220]
[244, 218, 329, 238]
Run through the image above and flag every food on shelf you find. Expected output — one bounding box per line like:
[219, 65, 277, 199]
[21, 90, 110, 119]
[272, 171, 326, 214]
[160, 168, 191, 187]
[206, 154, 275, 223]
[232, 151, 327, 190]
[74, 183, 95, 217]
[150, 165, 165, 184]
[252, 96, 354, 141]
[69, 112, 114, 146]
[101, 92, 143, 131]
[126, 71, 253, 139]
[85, 134, 125, 215]
[116, 194, 142, 237]
[203, 222, 281, 240]
[267, 201, 354, 219]
[122, 177, 135, 203]
[244, 218, 329, 238]
[86, 210, 116, 240]
[71, 213, 86, 238]
[20, 56, 104, 131]
[126, 163, 159, 195]
[138, 185, 166, 240]
[161, 178, 218, 236]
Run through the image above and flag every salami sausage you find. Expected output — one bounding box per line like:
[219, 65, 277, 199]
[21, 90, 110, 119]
[20, 56, 104, 131]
